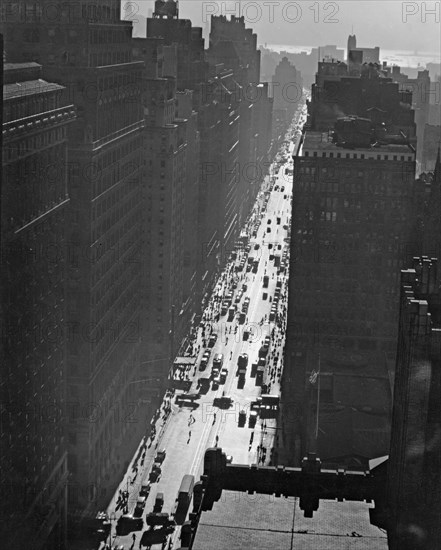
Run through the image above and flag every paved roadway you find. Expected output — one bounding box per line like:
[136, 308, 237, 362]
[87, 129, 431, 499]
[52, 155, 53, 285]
[99, 103, 307, 550]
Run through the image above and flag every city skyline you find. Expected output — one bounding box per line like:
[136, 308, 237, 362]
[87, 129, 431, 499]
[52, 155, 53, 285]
[123, 0, 441, 55]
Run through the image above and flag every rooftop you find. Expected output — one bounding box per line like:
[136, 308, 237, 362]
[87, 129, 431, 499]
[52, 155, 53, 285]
[302, 131, 414, 155]
[192, 490, 388, 549]
[3, 80, 64, 101]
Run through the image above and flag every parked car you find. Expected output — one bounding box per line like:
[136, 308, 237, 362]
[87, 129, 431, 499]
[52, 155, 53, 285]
[155, 449, 166, 463]
[134, 496, 147, 518]
[153, 492, 164, 513]
[208, 333, 218, 347]
[140, 483, 151, 497]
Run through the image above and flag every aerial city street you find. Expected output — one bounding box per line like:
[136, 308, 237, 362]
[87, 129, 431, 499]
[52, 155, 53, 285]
[1, 1, 441, 549]
[99, 104, 307, 550]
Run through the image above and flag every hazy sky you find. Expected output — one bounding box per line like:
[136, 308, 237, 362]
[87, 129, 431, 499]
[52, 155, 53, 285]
[123, 0, 440, 54]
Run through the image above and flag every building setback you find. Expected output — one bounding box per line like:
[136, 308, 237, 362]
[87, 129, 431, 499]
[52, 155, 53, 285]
[282, 57, 418, 466]
[1, 61, 75, 550]
[385, 257, 441, 550]
[1, 0, 148, 519]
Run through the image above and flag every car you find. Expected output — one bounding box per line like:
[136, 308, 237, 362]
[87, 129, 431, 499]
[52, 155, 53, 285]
[140, 483, 151, 497]
[212, 376, 221, 389]
[267, 227, 271, 233]
[264, 336, 271, 347]
[281, 186, 285, 192]
[155, 449, 166, 463]
[149, 464, 161, 482]
[254, 244, 260, 250]
[208, 333, 217, 347]
[263, 292, 268, 300]
[249, 411, 258, 428]
[199, 353, 210, 371]
[237, 353, 248, 368]
[268, 243, 273, 249]
[134, 496, 147, 517]
[220, 368, 228, 383]
[267, 219, 271, 224]
[153, 492, 164, 513]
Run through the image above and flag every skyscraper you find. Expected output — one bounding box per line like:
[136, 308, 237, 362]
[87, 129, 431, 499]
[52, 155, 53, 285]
[386, 257, 441, 550]
[1, 0, 147, 516]
[282, 58, 417, 465]
[1, 60, 75, 550]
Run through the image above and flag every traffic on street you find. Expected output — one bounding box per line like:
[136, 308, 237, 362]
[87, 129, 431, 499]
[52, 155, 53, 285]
[95, 103, 307, 550]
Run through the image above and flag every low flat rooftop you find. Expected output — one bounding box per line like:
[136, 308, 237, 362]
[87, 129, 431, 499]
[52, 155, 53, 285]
[3, 80, 64, 100]
[192, 491, 388, 549]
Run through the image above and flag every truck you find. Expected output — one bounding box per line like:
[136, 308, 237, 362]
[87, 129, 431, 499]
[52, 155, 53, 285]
[228, 306, 236, 321]
[238, 367, 246, 388]
[256, 366, 265, 386]
[237, 353, 248, 369]
[177, 474, 195, 511]
[263, 275, 269, 288]
[274, 255, 281, 267]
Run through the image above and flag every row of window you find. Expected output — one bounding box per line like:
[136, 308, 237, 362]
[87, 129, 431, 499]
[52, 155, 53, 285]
[297, 179, 411, 196]
[304, 150, 414, 161]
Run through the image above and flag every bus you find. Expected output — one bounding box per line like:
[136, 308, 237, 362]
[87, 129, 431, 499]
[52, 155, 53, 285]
[177, 474, 195, 510]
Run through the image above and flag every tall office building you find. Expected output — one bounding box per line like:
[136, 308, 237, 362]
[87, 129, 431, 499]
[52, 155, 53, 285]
[147, 1, 242, 295]
[1, 61, 75, 550]
[132, 37, 199, 393]
[386, 257, 441, 550]
[1, 1, 147, 516]
[282, 58, 417, 466]
[271, 57, 302, 145]
[207, 14, 272, 232]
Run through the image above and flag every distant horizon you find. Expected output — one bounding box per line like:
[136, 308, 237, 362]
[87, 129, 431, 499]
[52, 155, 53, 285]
[261, 44, 440, 58]
[259, 43, 441, 70]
